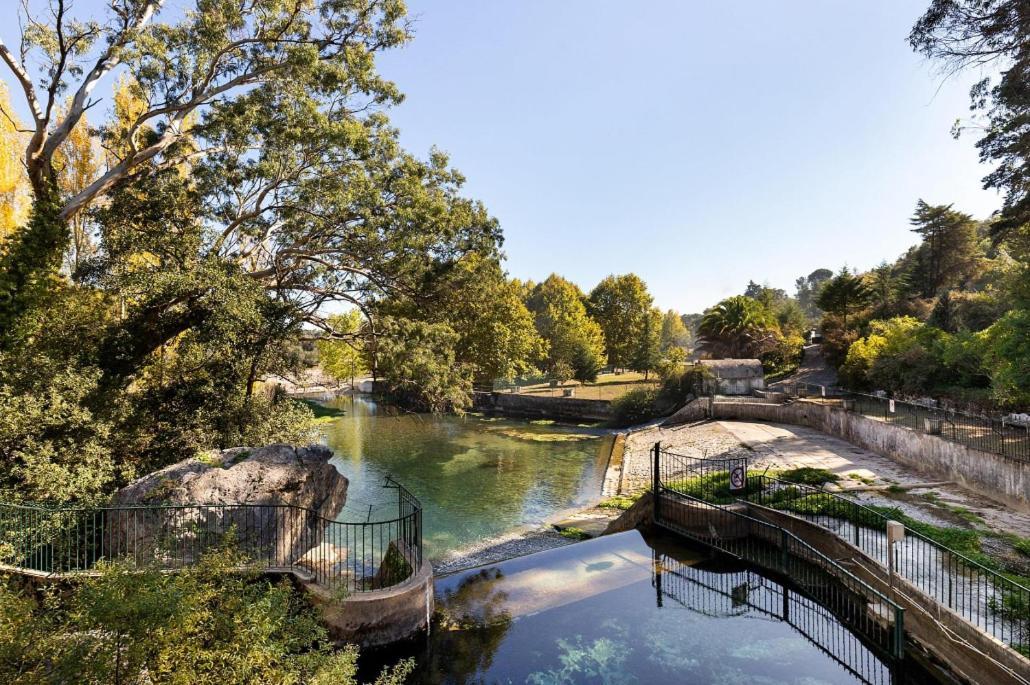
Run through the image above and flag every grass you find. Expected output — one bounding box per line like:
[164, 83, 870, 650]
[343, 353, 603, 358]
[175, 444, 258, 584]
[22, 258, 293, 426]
[777, 467, 840, 486]
[510, 371, 659, 402]
[557, 526, 592, 540]
[299, 399, 346, 420]
[598, 494, 640, 511]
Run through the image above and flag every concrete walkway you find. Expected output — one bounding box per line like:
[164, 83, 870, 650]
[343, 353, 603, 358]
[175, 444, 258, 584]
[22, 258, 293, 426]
[718, 420, 1030, 539]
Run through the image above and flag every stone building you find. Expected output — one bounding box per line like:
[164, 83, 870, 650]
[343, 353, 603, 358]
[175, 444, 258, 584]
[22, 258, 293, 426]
[697, 359, 765, 395]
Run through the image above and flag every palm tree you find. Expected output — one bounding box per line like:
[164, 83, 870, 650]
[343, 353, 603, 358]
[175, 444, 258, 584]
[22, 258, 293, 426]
[697, 296, 778, 358]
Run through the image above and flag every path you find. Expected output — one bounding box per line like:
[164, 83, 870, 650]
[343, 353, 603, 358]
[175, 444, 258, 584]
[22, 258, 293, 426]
[769, 344, 838, 388]
[719, 420, 1030, 539]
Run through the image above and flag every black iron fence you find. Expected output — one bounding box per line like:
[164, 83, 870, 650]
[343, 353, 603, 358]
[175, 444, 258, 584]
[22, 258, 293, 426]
[654, 554, 897, 684]
[652, 446, 906, 659]
[842, 391, 1030, 462]
[750, 476, 1030, 655]
[0, 478, 422, 594]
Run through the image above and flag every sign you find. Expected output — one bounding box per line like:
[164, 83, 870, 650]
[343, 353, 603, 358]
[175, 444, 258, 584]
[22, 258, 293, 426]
[729, 464, 747, 492]
[889, 399, 896, 413]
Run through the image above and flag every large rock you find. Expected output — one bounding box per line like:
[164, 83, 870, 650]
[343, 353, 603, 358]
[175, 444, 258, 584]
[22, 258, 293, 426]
[109, 444, 347, 569]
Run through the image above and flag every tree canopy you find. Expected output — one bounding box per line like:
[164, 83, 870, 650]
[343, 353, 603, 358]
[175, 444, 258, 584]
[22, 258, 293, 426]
[587, 274, 655, 369]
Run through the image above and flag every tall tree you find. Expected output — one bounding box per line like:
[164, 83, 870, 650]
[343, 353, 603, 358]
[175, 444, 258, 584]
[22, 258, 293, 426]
[0, 0, 445, 362]
[697, 296, 778, 359]
[659, 309, 691, 351]
[587, 273, 654, 369]
[526, 275, 606, 382]
[909, 200, 978, 297]
[911, 1, 1030, 243]
[631, 307, 662, 379]
[794, 268, 833, 320]
[816, 268, 873, 330]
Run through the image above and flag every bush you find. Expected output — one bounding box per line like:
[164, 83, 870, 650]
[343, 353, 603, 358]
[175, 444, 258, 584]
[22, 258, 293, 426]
[609, 387, 660, 427]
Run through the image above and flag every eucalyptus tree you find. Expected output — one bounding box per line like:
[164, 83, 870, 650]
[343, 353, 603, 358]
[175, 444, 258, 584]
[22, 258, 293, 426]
[0, 0, 500, 390]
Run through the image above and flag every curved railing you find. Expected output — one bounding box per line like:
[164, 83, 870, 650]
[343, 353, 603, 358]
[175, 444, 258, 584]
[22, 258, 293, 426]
[0, 477, 422, 594]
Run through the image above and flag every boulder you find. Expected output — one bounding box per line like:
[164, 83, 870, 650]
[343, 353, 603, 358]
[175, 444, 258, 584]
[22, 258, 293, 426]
[109, 444, 347, 568]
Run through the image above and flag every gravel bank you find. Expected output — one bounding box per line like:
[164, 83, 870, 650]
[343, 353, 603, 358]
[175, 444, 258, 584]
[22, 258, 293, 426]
[619, 420, 751, 494]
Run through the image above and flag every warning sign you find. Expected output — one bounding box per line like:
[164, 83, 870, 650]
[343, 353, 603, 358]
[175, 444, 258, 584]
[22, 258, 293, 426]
[729, 464, 747, 492]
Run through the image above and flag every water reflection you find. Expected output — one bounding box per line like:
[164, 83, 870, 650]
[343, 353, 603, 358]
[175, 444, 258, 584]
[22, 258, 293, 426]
[381, 531, 927, 684]
[316, 395, 610, 559]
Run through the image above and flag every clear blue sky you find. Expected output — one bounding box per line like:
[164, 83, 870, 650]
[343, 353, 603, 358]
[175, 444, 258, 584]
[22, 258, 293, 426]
[1, 1, 1000, 313]
[374, 1, 1000, 312]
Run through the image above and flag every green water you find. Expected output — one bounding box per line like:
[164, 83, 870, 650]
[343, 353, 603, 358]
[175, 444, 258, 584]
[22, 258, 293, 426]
[316, 395, 611, 560]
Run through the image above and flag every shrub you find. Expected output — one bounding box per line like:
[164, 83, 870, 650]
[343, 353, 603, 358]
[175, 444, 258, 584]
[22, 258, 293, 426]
[609, 387, 660, 427]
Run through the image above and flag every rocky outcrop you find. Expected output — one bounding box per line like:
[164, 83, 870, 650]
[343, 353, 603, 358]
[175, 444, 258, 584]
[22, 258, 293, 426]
[110, 444, 348, 567]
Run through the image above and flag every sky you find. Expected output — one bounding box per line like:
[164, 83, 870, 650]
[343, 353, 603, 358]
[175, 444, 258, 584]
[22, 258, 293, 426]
[1, 1, 1002, 313]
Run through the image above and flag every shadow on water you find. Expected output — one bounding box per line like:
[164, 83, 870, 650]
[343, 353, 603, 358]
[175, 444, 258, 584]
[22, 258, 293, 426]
[361, 530, 952, 684]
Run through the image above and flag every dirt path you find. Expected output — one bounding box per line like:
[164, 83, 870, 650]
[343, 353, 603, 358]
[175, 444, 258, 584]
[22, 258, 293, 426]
[769, 344, 837, 388]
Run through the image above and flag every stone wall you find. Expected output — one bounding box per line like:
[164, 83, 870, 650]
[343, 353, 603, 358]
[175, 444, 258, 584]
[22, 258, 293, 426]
[710, 400, 1030, 510]
[472, 391, 612, 421]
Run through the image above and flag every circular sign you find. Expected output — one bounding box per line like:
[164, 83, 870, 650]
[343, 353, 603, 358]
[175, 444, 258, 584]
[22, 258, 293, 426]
[729, 465, 746, 492]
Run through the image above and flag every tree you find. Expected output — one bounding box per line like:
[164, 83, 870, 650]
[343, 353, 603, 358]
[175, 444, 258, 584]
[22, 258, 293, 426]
[909, 200, 979, 297]
[910, 1, 1030, 243]
[631, 307, 662, 379]
[317, 311, 366, 387]
[697, 296, 779, 359]
[526, 275, 606, 382]
[660, 309, 691, 351]
[587, 274, 654, 369]
[816, 268, 872, 330]
[398, 256, 546, 385]
[795, 268, 833, 320]
[52, 103, 99, 275]
[866, 261, 906, 317]
[1, 0, 484, 370]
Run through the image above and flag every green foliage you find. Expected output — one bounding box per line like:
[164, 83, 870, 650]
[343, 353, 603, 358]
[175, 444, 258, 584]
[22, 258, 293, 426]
[659, 309, 691, 350]
[608, 387, 660, 427]
[526, 275, 606, 383]
[908, 200, 980, 298]
[697, 295, 778, 359]
[598, 494, 640, 511]
[374, 317, 473, 413]
[557, 526, 592, 540]
[587, 274, 654, 369]
[317, 311, 367, 384]
[816, 268, 872, 330]
[629, 307, 662, 378]
[0, 545, 414, 684]
[979, 309, 1030, 407]
[777, 467, 840, 486]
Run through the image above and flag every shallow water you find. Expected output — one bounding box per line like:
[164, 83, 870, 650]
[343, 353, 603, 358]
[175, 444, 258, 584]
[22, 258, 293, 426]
[317, 395, 610, 559]
[367, 531, 930, 684]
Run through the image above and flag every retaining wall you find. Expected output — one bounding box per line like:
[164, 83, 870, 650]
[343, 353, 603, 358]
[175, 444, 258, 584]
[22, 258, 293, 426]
[472, 391, 612, 421]
[711, 400, 1030, 511]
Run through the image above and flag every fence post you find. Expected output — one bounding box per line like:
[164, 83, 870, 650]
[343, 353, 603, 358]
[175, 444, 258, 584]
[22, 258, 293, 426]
[893, 607, 905, 660]
[652, 442, 661, 524]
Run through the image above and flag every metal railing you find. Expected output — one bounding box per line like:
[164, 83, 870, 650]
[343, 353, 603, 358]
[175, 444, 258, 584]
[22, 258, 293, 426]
[0, 478, 422, 594]
[843, 391, 1030, 462]
[750, 475, 1030, 655]
[652, 447, 906, 659]
[654, 553, 897, 684]
[766, 384, 1030, 461]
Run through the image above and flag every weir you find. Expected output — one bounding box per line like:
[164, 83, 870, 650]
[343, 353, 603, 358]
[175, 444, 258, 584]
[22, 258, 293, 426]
[650, 443, 1030, 684]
